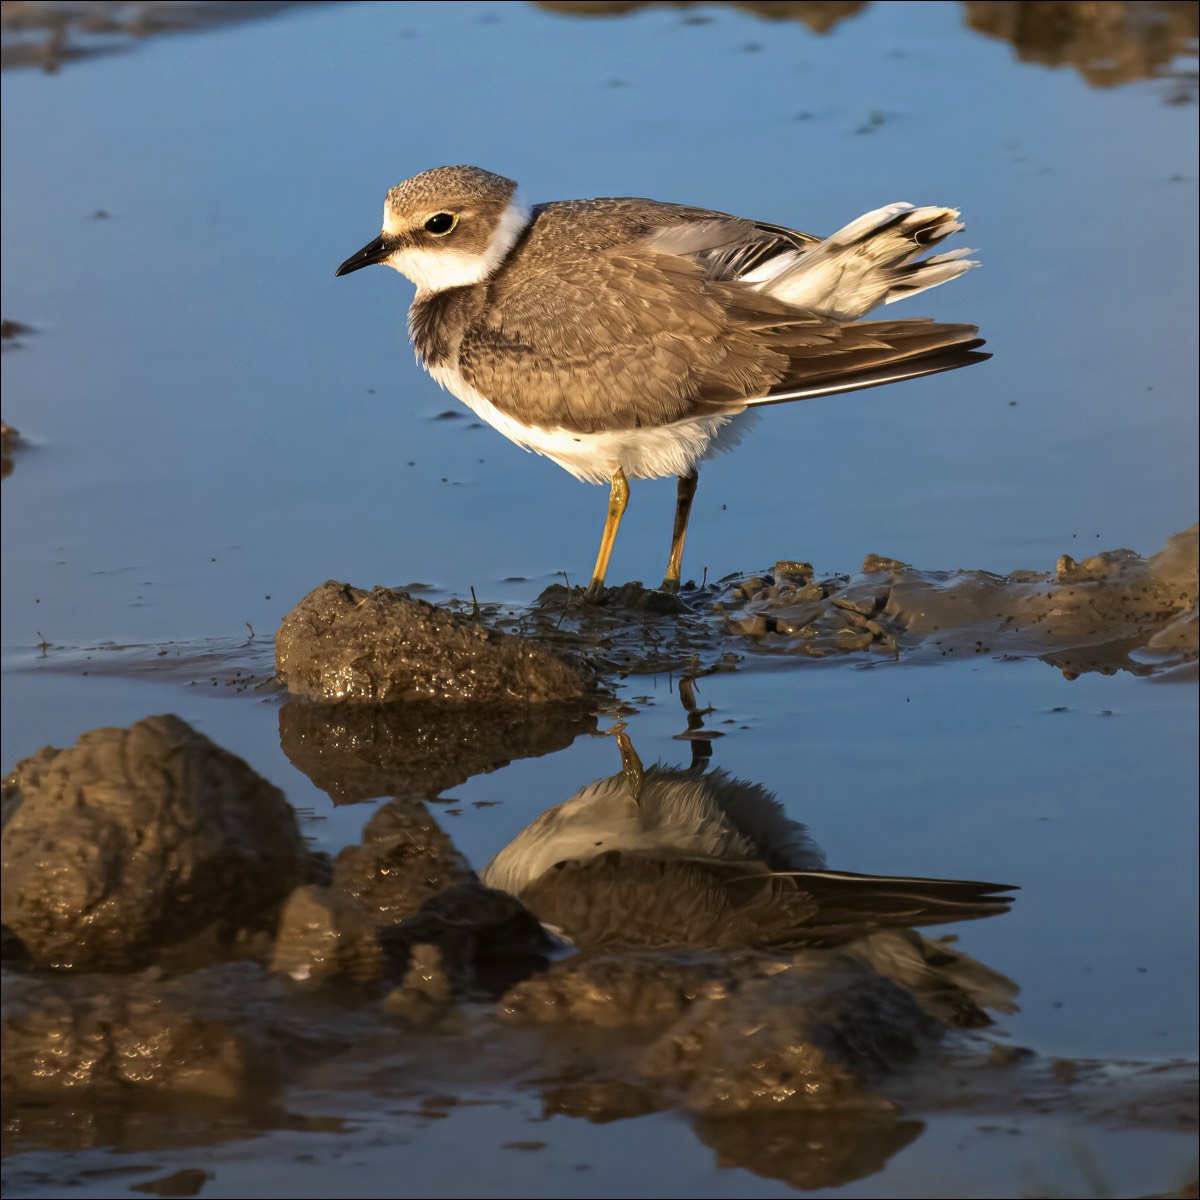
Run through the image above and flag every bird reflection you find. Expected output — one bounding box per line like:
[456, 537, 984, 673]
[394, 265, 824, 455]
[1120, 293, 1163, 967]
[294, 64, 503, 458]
[484, 688, 1017, 1026]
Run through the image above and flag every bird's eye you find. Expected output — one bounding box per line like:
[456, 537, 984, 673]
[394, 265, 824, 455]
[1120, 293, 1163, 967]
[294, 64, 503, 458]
[424, 212, 458, 236]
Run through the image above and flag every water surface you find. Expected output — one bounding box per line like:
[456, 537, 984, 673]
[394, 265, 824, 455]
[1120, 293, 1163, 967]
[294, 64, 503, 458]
[2, 2, 1196, 1196]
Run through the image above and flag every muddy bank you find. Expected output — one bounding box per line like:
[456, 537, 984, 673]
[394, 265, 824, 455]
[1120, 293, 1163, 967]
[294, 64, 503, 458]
[19, 528, 1195, 703]
[522, 525, 1199, 679]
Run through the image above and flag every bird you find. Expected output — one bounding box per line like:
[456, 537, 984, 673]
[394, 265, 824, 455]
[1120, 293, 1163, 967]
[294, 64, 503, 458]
[481, 728, 1017, 1026]
[336, 166, 989, 601]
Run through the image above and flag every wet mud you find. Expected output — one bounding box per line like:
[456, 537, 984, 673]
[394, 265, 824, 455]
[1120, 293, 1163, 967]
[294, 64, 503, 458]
[1, 714, 316, 971]
[716, 524, 1199, 678]
[513, 525, 1198, 680]
[18, 526, 1196, 712]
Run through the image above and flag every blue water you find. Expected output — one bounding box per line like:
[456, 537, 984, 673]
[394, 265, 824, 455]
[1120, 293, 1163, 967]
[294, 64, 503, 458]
[2, 2, 1196, 1196]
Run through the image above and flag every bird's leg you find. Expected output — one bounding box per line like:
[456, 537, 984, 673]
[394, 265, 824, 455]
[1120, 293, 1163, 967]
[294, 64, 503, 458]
[584, 468, 629, 603]
[661, 468, 699, 593]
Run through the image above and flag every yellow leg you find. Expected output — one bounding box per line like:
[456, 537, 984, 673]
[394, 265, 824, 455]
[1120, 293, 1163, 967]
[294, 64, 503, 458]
[584, 469, 629, 603]
[661, 469, 698, 593]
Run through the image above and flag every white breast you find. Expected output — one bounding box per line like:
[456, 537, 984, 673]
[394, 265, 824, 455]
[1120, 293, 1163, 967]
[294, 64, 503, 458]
[424, 362, 756, 484]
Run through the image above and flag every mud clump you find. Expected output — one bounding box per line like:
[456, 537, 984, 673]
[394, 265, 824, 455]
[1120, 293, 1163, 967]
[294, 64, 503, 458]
[331, 798, 476, 926]
[270, 885, 385, 985]
[720, 526, 1199, 676]
[503, 951, 942, 1117]
[1, 714, 314, 970]
[501, 950, 733, 1030]
[381, 882, 554, 998]
[639, 964, 941, 1115]
[276, 581, 594, 703]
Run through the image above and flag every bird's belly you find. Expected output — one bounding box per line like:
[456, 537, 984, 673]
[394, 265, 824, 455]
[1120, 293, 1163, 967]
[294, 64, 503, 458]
[426, 363, 757, 484]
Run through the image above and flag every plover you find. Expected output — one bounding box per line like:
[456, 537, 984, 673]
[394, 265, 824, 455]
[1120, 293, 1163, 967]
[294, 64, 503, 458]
[337, 166, 988, 600]
[481, 731, 1017, 1024]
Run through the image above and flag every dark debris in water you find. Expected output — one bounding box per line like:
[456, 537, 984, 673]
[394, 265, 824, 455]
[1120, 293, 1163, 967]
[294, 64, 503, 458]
[1, 420, 21, 479]
[1, 318, 33, 340]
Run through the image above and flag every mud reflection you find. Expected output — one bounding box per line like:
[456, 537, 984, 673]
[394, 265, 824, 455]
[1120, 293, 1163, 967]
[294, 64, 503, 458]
[538, 1, 869, 35]
[2, 710, 1193, 1193]
[0, 1, 324, 73]
[278, 697, 596, 803]
[963, 1, 1198, 93]
[695, 1111, 924, 1191]
[6, 1, 1194, 91]
[537, 0, 1198, 91]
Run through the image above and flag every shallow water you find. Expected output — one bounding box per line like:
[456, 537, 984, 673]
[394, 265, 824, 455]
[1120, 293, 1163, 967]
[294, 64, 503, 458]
[1, 1, 1197, 1197]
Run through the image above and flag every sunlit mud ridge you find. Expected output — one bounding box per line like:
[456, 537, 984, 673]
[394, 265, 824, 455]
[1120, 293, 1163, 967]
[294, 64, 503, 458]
[2, 715, 1194, 1190]
[714, 523, 1199, 678]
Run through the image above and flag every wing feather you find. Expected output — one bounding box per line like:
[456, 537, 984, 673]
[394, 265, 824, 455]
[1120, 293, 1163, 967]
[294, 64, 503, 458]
[455, 204, 983, 435]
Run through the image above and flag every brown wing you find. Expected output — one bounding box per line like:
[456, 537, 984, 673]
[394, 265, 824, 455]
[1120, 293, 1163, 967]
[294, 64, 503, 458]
[458, 214, 980, 435]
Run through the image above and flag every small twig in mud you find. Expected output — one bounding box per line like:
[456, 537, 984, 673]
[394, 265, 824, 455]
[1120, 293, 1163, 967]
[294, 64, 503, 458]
[244, 622, 255, 643]
[470, 586, 481, 619]
[556, 570, 574, 628]
[35, 631, 50, 657]
[701, 565, 708, 588]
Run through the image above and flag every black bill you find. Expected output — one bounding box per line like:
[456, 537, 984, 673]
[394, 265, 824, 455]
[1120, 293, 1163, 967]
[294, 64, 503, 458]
[335, 234, 391, 277]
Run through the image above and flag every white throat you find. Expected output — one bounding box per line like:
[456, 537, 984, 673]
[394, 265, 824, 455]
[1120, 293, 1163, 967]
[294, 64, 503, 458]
[383, 199, 530, 295]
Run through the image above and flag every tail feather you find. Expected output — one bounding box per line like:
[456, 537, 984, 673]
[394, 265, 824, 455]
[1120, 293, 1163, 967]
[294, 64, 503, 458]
[747, 202, 980, 320]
